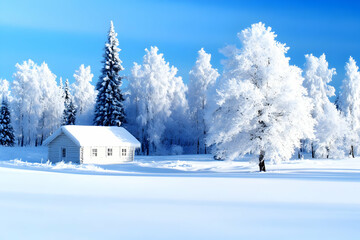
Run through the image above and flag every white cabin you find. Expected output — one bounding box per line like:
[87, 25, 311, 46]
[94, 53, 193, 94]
[43, 125, 141, 164]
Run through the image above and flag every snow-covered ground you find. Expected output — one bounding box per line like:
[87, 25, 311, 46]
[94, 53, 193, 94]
[0, 147, 359, 239]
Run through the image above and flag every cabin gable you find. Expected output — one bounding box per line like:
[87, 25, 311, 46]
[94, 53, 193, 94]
[48, 133, 80, 163]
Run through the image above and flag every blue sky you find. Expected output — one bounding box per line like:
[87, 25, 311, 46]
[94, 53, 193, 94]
[1, 0, 360, 94]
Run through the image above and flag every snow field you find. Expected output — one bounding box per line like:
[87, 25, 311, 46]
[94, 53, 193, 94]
[0, 166, 359, 240]
[0, 147, 359, 239]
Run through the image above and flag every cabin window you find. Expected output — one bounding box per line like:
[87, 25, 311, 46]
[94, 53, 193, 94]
[92, 148, 98, 157]
[62, 148, 66, 158]
[122, 148, 127, 156]
[107, 148, 113, 157]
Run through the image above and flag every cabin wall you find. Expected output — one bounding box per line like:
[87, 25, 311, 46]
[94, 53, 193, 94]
[82, 146, 135, 164]
[48, 133, 80, 163]
[47, 132, 137, 164]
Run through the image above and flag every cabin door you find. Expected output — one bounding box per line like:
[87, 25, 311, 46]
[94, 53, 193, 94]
[61, 147, 67, 161]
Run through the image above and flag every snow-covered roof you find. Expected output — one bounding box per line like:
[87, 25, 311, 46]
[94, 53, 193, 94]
[43, 125, 141, 148]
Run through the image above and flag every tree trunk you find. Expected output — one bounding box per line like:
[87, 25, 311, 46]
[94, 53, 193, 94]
[197, 138, 200, 154]
[145, 141, 149, 156]
[259, 150, 266, 172]
[326, 146, 330, 159]
[298, 139, 303, 159]
[21, 131, 24, 147]
[351, 145, 355, 158]
[203, 129, 207, 154]
[311, 143, 315, 158]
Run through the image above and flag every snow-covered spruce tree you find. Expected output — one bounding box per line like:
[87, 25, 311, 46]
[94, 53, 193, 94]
[0, 98, 15, 146]
[94, 21, 126, 126]
[12, 60, 64, 146]
[62, 79, 76, 125]
[129, 46, 189, 155]
[206, 23, 314, 172]
[72, 64, 96, 125]
[303, 54, 347, 158]
[188, 48, 219, 154]
[337, 57, 360, 157]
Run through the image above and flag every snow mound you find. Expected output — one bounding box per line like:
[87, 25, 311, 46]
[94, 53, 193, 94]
[2, 159, 108, 173]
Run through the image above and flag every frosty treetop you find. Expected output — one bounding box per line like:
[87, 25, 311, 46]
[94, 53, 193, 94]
[207, 22, 315, 167]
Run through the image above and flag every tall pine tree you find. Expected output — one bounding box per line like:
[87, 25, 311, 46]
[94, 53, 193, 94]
[62, 79, 76, 125]
[0, 98, 15, 146]
[94, 21, 126, 126]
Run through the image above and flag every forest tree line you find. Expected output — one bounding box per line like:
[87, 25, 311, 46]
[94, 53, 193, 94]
[1, 21, 360, 171]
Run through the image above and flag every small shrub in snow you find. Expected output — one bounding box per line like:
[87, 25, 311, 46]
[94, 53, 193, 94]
[171, 145, 184, 155]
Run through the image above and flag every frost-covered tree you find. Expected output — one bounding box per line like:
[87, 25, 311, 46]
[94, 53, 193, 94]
[12, 60, 41, 145]
[12, 60, 64, 146]
[0, 79, 11, 101]
[72, 64, 96, 125]
[129, 46, 189, 155]
[59, 77, 64, 96]
[62, 79, 76, 125]
[37, 62, 64, 145]
[303, 54, 347, 158]
[94, 21, 126, 126]
[188, 48, 219, 154]
[206, 23, 314, 171]
[337, 57, 360, 157]
[0, 98, 15, 146]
